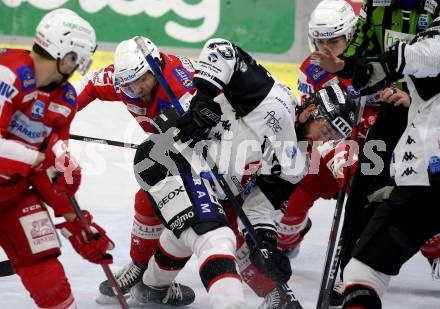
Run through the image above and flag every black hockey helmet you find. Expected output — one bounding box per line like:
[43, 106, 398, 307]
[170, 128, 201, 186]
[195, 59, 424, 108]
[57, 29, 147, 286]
[298, 84, 357, 140]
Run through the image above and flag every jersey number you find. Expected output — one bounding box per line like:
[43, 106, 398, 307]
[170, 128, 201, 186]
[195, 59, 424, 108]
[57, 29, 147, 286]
[207, 41, 234, 60]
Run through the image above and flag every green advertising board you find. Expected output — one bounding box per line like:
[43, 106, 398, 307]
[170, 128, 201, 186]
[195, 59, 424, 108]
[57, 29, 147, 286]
[0, 0, 295, 54]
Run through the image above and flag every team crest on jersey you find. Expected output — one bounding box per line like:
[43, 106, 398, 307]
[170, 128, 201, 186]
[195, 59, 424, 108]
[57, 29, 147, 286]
[16, 65, 36, 92]
[31, 100, 45, 119]
[172, 67, 194, 90]
[63, 84, 77, 106]
[306, 64, 329, 83]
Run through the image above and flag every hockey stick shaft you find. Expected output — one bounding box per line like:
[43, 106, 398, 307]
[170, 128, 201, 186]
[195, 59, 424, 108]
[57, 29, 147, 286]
[68, 196, 129, 309]
[0, 260, 14, 277]
[134, 36, 303, 308]
[69, 134, 138, 149]
[316, 98, 366, 309]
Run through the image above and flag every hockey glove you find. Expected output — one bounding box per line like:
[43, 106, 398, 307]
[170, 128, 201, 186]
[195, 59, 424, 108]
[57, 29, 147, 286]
[248, 229, 292, 284]
[351, 43, 405, 95]
[56, 210, 114, 264]
[177, 93, 222, 145]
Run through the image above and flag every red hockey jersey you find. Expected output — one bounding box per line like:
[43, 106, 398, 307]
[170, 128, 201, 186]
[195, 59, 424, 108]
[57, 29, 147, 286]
[0, 49, 77, 204]
[76, 53, 196, 133]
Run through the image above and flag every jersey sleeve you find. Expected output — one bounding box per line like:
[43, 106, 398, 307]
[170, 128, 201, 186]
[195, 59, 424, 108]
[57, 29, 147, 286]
[402, 36, 440, 77]
[194, 38, 237, 96]
[75, 64, 118, 111]
[0, 64, 39, 176]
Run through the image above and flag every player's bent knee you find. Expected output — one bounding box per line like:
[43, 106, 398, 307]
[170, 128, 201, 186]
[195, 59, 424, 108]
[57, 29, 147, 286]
[154, 242, 191, 271]
[343, 258, 391, 297]
[16, 258, 74, 309]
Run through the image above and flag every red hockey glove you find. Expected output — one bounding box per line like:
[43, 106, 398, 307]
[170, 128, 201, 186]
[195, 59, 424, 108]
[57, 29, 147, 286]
[40, 134, 79, 175]
[56, 210, 114, 264]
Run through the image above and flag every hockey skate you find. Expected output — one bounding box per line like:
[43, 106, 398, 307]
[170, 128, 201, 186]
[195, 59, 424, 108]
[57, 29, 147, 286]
[258, 286, 292, 309]
[329, 279, 344, 308]
[127, 281, 195, 307]
[96, 261, 147, 304]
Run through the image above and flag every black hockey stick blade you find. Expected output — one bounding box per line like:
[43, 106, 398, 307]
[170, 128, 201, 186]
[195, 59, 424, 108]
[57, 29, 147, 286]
[0, 260, 15, 277]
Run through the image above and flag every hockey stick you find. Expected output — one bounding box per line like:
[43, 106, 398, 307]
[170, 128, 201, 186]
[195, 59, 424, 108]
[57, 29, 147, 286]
[0, 260, 14, 277]
[69, 134, 138, 149]
[68, 196, 129, 309]
[134, 36, 303, 309]
[316, 97, 366, 309]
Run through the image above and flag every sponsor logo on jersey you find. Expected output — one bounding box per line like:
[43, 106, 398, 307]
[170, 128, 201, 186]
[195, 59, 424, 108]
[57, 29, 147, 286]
[306, 64, 330, 83]
[384, 30, 415, 51]
[428, 156, 440, 176]
[31, 100, 45, 119]
[16, 65, 36, 92]
[62, 85, 77, 107]
[8, 110, 52, 144]
[0, 80, 18, 99]
[48, 102, 71, 118]
[19, 210, 60, 254]
[0, 48, 8, 55]
[172, 67, 194, 90]
[264, 110, 282, 133]
[297, 80, 313, 95]
[418, 14, 429, 31]
[425, 0, 438, 14]
[169, 210, 195, 230]
[126, 103, 147, 115]
[157, 185, 185, 209]
[22, 91, 37, 102]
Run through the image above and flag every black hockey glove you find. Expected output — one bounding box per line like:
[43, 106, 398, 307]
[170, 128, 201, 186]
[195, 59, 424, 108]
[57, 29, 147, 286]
[151, 107, 181, 136]
[177, 93, 222, 145]
[247, 229, 292, 284]
[351, 43, 405, 96]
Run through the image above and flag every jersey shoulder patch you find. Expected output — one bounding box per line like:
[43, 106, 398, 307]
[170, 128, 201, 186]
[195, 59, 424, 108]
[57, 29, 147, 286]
[16, 65, 36, 92]
[305, 63, 330, 84]
[61, 83, 77, 107]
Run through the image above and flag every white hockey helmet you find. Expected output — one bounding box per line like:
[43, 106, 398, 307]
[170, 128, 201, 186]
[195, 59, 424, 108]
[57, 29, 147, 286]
[308, 0, 357, 51]
[34, 8, 97, 75]
[114, 36, 161, 98]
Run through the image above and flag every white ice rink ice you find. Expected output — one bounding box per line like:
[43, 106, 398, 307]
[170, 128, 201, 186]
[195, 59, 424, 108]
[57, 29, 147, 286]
[1, 101, 438, 308]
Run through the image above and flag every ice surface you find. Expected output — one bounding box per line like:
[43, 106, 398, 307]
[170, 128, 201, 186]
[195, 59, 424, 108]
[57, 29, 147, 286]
[1, 101, 438, 308]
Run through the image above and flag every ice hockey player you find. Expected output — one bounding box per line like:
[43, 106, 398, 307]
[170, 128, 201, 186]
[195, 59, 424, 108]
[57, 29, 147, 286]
[75, 36, 197, 304]
[132, 36, 357, 308]
[0, 9, 114, 309]
[275, 0, 377, 279]
[339, 17, 440, 309]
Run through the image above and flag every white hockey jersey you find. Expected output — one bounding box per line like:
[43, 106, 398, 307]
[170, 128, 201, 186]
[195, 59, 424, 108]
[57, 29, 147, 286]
[194, 38, 308, 198]
[390, 24, 440, 186]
